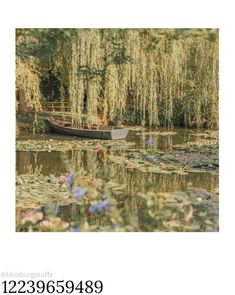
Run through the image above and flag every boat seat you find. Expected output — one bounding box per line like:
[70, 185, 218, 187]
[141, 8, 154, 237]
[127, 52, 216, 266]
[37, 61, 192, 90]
[83, 125, 99, 130]
[98, 126, 114, 130]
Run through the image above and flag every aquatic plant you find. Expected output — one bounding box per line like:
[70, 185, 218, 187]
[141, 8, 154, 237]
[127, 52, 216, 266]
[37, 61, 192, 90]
[16, 133, 219, 232]
[146, 155, 157, 162]
[72, 187, 86, 200]
[88, 199, 112, 214]
[146, 136, 154, 146]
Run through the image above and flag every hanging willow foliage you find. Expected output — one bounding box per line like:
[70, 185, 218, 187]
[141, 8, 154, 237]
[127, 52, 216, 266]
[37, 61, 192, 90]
[16, 55, 42, 112]
[16, 28, 219, 129]
[67, 30, 104, 127]
[54, 40, 71, 115]
[66, 29, 218, 128]
[16, 32, 44, 112]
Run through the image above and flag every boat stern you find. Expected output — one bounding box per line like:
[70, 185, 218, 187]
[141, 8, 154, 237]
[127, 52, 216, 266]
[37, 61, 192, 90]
[111, 128, 129, 140]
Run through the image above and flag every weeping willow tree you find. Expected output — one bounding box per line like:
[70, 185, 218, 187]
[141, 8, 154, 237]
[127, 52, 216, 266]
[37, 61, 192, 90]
[61, 29, 105, 127]
[16, 28, 74, 113]
[16, 56, 42, 111]
[64, 28, 218, 128]
[16, 28, 219, 129]
[16, 33, 42, 111]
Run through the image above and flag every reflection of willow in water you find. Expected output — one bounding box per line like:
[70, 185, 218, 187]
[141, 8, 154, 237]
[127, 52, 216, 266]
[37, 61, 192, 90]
[56, 197, 140, 229]
[70, 149, 108, 178]
[17, 149, 218, 195]
[114, 167, 218, 194]
[69, 149, 218, 194]
[16, 151, 43, 175]
[132, 131, 175, 151]
[69, 149, 141, 221]
[132, 172, 218, 193]
[165, 135, 173, 150]
[16, 151, 67, 175]
[16, 208, 26, 226]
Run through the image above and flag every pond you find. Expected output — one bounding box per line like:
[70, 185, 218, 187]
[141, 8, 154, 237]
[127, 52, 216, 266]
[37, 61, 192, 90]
[16, 128, 219, 232]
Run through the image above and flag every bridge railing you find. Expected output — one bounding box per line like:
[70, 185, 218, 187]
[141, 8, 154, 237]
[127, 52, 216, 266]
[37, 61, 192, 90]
[41, 101, 71, 112]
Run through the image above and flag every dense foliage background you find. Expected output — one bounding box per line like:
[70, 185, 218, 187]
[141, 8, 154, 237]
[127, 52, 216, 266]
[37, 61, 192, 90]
[16, 28, 219, 128]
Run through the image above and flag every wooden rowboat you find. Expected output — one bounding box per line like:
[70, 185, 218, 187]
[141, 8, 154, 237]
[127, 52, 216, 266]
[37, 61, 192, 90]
[46, 117, 129, 140]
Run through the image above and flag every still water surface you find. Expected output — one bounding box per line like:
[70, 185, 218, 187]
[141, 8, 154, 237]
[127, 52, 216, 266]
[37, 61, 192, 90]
[16, 128, 219, 229]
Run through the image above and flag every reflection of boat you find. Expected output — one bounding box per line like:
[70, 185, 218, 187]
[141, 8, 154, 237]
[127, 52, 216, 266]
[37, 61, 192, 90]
[46, 117, 129, 140]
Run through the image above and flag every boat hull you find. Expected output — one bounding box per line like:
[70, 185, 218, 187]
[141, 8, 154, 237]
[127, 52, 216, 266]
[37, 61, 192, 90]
[46, 118, 129, 140]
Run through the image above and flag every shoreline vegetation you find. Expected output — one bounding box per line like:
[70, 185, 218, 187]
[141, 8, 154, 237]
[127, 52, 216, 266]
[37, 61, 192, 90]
[16, 28, 218, 129]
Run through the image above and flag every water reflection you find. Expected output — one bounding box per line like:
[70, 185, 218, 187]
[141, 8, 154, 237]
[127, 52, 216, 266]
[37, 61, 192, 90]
[16, 151, 66, 175]
[16, 148, 218, 194]
[16, 128, 219, 230]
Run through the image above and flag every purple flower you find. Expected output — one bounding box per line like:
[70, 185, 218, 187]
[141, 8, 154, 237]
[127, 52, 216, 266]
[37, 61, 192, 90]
[88, 199, 112, 214]
[147, 155, 156, 162]
[72, 187, 86, 200]
[111, 224, 118, 229]
[146, 136, 153, 146]
[88, 204, 100, 214]
[66, 172, 73, 185]
[71, 227, 80, 232]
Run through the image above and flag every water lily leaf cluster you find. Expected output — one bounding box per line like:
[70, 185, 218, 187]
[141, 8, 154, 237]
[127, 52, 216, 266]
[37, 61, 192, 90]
[16, 166, 219, 232]
[16, 129, 219, 232]
[16, 138, 136, 152]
